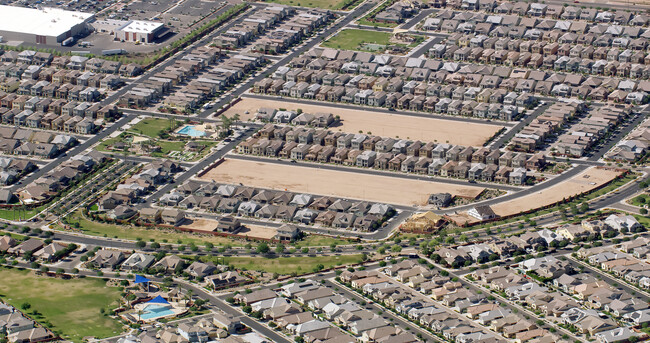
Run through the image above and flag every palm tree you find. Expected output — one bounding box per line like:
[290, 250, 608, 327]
[185, 289, 193, 306]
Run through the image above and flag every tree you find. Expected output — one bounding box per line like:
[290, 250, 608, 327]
[579, 202, 589, 213]
[275, 244, 285, 254]
[135, 240, 146, 249]
[21, 302, 31, 311]
[150, 242, 160, 250]
[256, 242, 270, 254]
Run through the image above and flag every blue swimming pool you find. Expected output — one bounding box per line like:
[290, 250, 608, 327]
[178, 125, 207, 137]
[139, 304, 175, 320]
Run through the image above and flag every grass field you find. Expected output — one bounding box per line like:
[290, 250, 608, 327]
[198, 254, 364, 274]
[295, 235, 355, 247]
[60, 211, 245, 246]
[0, 267, 122, 342]
[0, 206, 45, 221]
[128, 118, 177, 138]
[322, 29, 392, 51]
[98, 136, 216, 162]
[60, 212, 355, 248]
[630, 194, 649, 207]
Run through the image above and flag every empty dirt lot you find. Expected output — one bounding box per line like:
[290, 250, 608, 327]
[198, 158, 486, 207]
[490, 167, 622, 217]
[222, 97, 504, 146]
[186, 218, 278, 239]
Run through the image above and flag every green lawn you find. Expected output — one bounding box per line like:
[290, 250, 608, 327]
[60, 212, 245, 246]
[0, 206, 45, 221]
[630, 194, 649, 207]
[128, 118, 177, 138]
[199, 254, 364, 275]
[0, 267, 123, 342]
[294, 235, 355, 248]
[634, 215, 650, 227]
[153, 141, 186, 155]
[96, 137, 122, 152]
[322, 29, 393, 51]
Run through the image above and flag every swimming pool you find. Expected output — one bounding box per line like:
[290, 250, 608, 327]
[177, 125, 207, 137]
[139, 304, 175, 320]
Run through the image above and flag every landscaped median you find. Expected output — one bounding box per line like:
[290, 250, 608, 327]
[192, 254, 366, 275]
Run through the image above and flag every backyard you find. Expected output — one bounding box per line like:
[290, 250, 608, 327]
[0, 267, 123, 342]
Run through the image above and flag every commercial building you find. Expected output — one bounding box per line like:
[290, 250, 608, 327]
[0, 6, 93, 44]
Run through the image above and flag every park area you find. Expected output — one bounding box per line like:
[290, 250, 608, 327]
[198, 158, 485, 206]
[323, 29, 392, 51]
[322, 29, 424, 52]
[0, 267, 123, 342]
[223, 97, 503, 146]
[98, 117, 218, 161]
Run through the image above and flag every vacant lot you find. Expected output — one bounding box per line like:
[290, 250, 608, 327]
[0, 267, 122, 342]
[323, 29, 392, 50]
[199, 159, 485, 206]
[491, 167, 621, 217]
[186, 219, 278, 240]
[224, 97, 502, 146]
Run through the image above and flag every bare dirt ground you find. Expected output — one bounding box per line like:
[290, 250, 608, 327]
[223, 97, 503, 146]
[490, 167, 621, 217]
[198, 158, 486, 207]
[237, 225, 278, 240]
[185, 218, 219, 232]
[186, 218, 278, 239]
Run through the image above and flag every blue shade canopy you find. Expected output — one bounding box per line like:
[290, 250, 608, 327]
[146, 295, 169, 305]
[134, 275, 151, 284]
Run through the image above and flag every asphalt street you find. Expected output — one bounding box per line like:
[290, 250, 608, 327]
[8, 114, 136, 192]
[489, 101, 551, 150]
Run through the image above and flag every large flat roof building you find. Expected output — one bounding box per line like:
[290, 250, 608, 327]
[115, 20, 165, 44]
[93, 19, 165, 44]
[0, 5, 94, 44]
